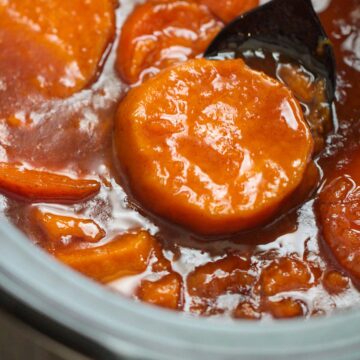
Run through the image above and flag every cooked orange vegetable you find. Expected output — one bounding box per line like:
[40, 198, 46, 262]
[116, 0, 223, 84]
[322, 270, 349, 295]
[0, 0, 115, 102]
[137, 273, 183, 310]
[266, 298, 305, 319]
[233, 302, 261, 320]
[115, 58, 313, 235]
[33, 209, 105, 243]
[318, 150, 360, 281]
[56, 231, 157, 283]
[259, 257, 313, 296]
[199, 0, 258, 23]
[187, 255, 254, 298]
[0, 163, 100, 202]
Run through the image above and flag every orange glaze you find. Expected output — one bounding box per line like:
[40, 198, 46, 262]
[115, 58, 313, 235]
[0, 0, 359, 319]
[116, 0, 223, 84]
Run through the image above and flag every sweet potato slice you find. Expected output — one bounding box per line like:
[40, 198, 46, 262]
[199, 0, 259, 23]
[0, 163, 100, 202]
[115, 58, 313, 235]
[33, 208, 105, 244]
[56, 231, 157, 283]
[187, 255, 254, 298]
[318, 149, 360, 281]
[137, 272, 183, 310]
[116, 0, 223, 84]
[0, 0, 115, 101]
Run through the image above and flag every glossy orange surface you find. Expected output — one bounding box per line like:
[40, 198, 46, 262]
[116, 0, 223, 84]
[116, 58, 313, 235]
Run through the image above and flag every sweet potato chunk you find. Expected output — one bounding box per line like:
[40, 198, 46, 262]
[0, 0, 115, 100]
[322, 270, 349, 294]
[318, 150, 360, 281]
[116, 0, 223, 84]
[115, 58, 313, 235]
[233, 302, 261, 320]
[33, 209, 105, 244]
[187, 255, 254, 298]
[137, 273, 183, 310]
[259, 257, 313, 296]
[266, 298, 306, 319]
[199, 0, 258, 23]
[56, 231, 157, 283]
[0, 163, 100, 202]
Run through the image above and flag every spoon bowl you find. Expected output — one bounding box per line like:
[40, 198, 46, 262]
[205, 0, 336, 101]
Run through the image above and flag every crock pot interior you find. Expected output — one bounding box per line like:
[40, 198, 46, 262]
[1, 220, 360, 360]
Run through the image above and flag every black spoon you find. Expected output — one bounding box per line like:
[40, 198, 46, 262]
[205, 0, 336, 102]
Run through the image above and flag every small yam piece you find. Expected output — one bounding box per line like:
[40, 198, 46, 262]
[260, 257, 313, 296]
[233, 301, 261, 320]
[115, 58, 313, 235]
[0, 163, 100, 202]
[187, 255, 254, 298]
[266, 298, 306, 319]
[137, 272, 183, 310]
[56, 231, 156, 283]
[322, 270, 349, 295]
[33, 209, 105, 243]
[116, 0, 223, 84]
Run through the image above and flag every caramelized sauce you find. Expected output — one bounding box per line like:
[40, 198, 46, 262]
[0, 0, 359, 319]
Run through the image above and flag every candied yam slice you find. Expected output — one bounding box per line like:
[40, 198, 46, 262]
[115, 58, 313, 235]
[0, 163, 100, 202]
[233, 301, 261, 320]
[116, 0, 223, 84]
[265, 298, 306, 319]
[199, 0, 259, 23]
[318, 150, 360, 281]
[137, 273, 183, 310]
[322, 270, 349, 295]
[33, 208, 105, 243]
[56, 231, 156, 283]
[187, 255, 254, 298]
[259, 257, 313, 296]
[0, 0, 115, 99]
